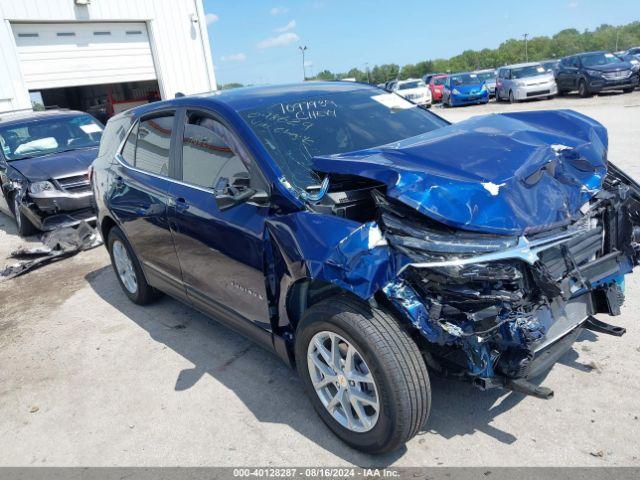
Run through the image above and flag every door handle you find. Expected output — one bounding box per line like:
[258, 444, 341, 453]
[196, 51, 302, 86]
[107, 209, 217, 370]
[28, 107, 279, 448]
[174, 197, 189, 213]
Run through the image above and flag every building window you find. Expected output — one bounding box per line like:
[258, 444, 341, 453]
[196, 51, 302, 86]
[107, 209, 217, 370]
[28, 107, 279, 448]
[126, 30, 143, 35]
[93, 31, 111, 36]
[57, 32, 76, 37]
[18, 33, 39, 38]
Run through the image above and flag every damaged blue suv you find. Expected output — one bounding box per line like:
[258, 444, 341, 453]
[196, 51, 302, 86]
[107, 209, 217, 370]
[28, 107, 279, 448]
[92, 82, 640, 453]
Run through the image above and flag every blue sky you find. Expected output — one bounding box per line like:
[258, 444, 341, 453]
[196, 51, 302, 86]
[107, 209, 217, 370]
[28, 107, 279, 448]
[203, 0, 639, 86]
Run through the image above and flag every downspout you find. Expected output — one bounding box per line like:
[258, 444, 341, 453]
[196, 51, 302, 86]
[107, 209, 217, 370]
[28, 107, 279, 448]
[193, 0, 217, 91]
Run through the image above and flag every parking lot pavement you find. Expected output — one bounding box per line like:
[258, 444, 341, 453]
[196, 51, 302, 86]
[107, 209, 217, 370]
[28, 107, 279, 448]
[1, 92, 639, 467]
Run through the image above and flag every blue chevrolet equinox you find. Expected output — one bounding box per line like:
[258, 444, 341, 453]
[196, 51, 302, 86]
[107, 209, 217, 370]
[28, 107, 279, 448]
[92, 82, 640, 453]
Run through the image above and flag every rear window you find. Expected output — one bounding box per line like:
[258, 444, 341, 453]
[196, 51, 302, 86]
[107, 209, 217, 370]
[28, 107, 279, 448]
[136, 116, 173, 175]
[433, 77, 447, 86]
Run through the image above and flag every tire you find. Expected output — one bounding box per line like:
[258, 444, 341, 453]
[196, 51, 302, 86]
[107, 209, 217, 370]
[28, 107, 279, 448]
[295, 295, 431, 453]
[509, 90, 516, 103]
[107, 225, 160, 305]
[495, 88, 501, 102]
[10, 193, 38, 237]
[623, 87, 634, 93]
[578, 79, 591, 98]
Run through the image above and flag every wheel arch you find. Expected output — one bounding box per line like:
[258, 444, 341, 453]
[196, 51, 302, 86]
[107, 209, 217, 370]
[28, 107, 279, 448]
[100, 215, 118, 243]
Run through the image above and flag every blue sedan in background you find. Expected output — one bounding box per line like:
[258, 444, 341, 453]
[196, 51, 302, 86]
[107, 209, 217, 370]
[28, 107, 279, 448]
[442, 71, 490, 107]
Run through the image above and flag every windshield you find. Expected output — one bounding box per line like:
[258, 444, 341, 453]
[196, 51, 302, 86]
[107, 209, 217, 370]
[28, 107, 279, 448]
[511, 65, 547, 78]
[240, 89, 448, 190]
[450, 74, 481, 86]
[0, 114, 102, 161]
[398, 80, 425, 90]
[475, 71, 495, 81]
[581, 52, 624, 67]
[433, 76, 447, 86]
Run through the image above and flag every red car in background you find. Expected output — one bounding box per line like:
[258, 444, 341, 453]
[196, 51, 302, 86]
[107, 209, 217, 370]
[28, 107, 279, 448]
[429, 74, 448, 102]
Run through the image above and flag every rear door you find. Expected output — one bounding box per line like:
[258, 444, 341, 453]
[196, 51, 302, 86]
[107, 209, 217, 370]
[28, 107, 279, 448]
[166, 108, 272, 339]
[109, 111, 185, 298]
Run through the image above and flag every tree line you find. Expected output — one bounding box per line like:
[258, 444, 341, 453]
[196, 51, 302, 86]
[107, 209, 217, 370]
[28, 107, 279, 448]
[311, 21, 640, 84]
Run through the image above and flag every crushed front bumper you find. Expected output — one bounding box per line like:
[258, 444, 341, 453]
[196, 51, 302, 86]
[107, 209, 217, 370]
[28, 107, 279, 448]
[377, 164, 640, 392]
[20, 190, 96, 231]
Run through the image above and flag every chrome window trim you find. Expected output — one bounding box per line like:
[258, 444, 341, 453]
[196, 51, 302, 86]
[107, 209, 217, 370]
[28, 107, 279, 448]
[114, 153, 219, 195]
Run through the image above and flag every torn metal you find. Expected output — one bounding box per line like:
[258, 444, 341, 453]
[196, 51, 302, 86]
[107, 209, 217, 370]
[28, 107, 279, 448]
[270, 110, 640, 394]
[1, 221, 102, 280]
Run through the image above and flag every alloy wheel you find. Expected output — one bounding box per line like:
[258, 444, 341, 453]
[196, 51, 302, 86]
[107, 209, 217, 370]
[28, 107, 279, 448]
[112, 240, 138, 294]
[307, 331, 380, 433]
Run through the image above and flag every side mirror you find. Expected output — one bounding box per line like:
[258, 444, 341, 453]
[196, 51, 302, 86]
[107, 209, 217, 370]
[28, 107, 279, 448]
[215, 187, 269, 211]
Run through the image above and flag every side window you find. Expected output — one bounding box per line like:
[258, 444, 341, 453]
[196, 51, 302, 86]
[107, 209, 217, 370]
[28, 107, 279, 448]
[120, 122, 138, 165]
[135, 115, 174, 176]
[181, 113, 249, 191]
[571, 57, 580, 68]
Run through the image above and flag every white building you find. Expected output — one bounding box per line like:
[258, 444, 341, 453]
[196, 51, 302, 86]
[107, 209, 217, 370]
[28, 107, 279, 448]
[0, 0, 217, 117]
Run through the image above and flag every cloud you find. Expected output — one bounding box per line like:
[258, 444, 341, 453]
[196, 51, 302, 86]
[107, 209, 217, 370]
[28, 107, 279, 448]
[205, 13, 219, 25]
[304, 60, 313, 67]
[568, 1, 578, 6]
[275, 20, 296, 32]
[221, 53, 247, 62]
[270, 6, 289, 15]
[257, 32, 300, 49]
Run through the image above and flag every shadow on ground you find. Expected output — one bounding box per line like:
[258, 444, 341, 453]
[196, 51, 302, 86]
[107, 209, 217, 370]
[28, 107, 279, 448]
[85, 264, 600, 462]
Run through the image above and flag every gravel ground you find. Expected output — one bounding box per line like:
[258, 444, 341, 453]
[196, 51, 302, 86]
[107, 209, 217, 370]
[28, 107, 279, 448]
[1, 91, 639, 467]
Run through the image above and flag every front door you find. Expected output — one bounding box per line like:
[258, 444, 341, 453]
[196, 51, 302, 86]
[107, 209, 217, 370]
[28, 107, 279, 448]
[167, 109, 272, 334]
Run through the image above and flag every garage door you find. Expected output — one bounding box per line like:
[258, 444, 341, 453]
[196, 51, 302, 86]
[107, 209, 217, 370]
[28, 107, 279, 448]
[12, 22, 157, 90]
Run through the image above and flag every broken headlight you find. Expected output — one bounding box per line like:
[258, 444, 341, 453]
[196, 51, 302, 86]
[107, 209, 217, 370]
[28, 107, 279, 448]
[29, 181, 55, 194]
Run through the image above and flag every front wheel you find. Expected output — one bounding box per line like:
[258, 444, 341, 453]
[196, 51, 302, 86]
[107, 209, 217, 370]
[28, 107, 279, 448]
[578, 79, 591, 98]
[623, 87, 635, 93]
[509, 90, 516, 103]
[10, 193, 38, 237]
[296, 296, 431, 453]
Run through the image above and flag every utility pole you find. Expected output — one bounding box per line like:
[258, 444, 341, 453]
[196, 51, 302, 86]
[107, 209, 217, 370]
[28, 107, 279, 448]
[615, 28, 620, 51]
[365, 63, 370, 84]
[523, 33, 529, 62]
[299, 46, 308, 81]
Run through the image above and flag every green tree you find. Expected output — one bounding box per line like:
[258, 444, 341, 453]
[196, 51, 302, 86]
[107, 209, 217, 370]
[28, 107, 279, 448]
[315, 21, 640, 81]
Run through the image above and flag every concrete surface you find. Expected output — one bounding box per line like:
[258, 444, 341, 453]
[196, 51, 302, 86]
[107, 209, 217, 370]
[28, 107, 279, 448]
[1, 92, 639, 467]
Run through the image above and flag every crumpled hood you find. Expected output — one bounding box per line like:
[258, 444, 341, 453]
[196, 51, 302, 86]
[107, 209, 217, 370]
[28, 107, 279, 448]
[9, 147, 98, 182]
[313, 110, 608, 235]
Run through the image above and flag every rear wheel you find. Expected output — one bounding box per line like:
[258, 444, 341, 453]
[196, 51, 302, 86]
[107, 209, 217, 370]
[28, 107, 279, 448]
[10, 193, 38, 237]
[296, 296, 431, 453]
[107, 226, 160, 305]
[509, 90, 516, 103]
[495, 88, 502, 102]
